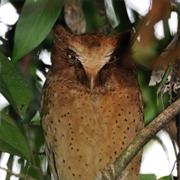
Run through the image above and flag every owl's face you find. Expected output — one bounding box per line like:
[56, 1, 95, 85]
[51, 26, 132, 90]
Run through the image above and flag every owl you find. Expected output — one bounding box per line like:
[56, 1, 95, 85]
[41, 26, 144, 180]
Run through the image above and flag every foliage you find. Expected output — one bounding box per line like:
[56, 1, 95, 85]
[140, 174, 172, 180]
[0, 0, 179, 179]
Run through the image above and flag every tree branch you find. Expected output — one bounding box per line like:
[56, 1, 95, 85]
[102, 98, 180, 180]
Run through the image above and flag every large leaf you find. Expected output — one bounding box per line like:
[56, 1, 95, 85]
[0, 112, 31, 161]
[0, 52, 34, 118]
[12, 0, 62, 61]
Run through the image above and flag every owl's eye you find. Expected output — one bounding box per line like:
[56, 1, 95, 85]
[66, 49, 76, 63]
[67, 54, 73, 59]
[67, 53, 76, 62]
[66, 51, 81, 67]
[67, 53, 79, 63]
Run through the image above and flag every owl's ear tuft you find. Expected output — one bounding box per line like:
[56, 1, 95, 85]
[121, 30, 132, 43]
[54, 25, 73, 41]
[116, 30, 132, 53]
[114, 31, 134, 69]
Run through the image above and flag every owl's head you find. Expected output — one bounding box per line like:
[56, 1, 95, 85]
[51, 26, 132, 90]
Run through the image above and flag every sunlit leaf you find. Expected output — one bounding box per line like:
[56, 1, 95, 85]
[158, 175, 173, 180]
[140, 174, 157, 180]
[12, 0, 62, 61]
[0, 52, 34, 118]
[0, 112, 31, 161]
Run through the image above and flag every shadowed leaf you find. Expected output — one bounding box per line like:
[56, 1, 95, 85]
[0, 112, 31, 161]
[0, 52, 34, 118]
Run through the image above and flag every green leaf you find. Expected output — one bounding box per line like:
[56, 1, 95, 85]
[82, 0, 104, 32]
[12, 0, 62, 61]
[137, 68, 158, 124]
[158, 175, 172, 180]
[140, 174, 157, 180]
[0, 52, 34, 118]
[0, 112, 31, 161]
[137, 67, 169, 125]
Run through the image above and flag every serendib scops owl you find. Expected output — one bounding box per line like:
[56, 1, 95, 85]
[41, 25, 144, 180]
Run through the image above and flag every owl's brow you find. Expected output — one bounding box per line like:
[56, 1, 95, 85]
[105, 50, 116, 58]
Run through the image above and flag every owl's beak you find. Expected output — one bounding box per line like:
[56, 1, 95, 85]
[85, 69, 97, 90]
[90, 76, 95, 90]
[83, 64, 102, 90]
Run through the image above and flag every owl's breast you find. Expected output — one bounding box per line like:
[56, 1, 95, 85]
[41, 70, 143, 180]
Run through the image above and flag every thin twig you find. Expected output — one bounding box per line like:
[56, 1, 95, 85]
[102, 98, 180, 180]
